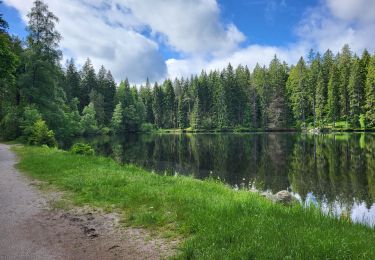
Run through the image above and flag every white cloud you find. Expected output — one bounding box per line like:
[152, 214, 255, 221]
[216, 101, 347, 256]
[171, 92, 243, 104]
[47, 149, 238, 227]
[120, 0, 245, 55]
[166, 43, 308, 79]
[296, 0, 375, 54]
[3, 0, 166, 83]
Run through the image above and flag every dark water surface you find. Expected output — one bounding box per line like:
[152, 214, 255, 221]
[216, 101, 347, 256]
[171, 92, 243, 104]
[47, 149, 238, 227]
[61, 132, 375, 227]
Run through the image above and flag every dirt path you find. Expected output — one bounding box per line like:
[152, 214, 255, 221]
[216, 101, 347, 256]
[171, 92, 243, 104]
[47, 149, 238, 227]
[0, 144, 176, 260]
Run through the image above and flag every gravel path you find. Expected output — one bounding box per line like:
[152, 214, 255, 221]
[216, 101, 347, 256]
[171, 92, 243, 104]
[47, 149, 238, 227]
[0, 144, 175, 260]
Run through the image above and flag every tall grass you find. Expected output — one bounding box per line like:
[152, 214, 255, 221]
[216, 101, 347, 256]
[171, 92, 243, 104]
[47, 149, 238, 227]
[14, 146, 375, 259]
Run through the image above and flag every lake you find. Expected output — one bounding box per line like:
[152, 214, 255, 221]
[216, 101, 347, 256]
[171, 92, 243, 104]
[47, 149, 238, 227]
[61, 132, 375, 227]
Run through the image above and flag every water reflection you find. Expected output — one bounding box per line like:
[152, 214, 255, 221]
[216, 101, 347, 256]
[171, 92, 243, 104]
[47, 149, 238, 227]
[61, 132, 375, 227]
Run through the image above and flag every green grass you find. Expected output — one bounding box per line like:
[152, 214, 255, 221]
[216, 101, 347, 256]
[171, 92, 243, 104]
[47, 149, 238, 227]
[14, 146, 375, 259]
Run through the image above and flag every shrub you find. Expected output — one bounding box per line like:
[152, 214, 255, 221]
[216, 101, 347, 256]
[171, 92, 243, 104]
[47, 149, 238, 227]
[70, 143, 95, 156]
[21, 105, 42, 138]
[140, 123, 155, 133]
[28, 119, 57, 147]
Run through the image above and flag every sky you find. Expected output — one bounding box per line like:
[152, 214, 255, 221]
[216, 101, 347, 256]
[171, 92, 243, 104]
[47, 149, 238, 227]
[1, 0, 374, 84]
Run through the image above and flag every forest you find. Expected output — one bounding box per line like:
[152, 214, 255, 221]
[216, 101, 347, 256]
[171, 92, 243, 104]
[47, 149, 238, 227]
[1, 1, 375, 145]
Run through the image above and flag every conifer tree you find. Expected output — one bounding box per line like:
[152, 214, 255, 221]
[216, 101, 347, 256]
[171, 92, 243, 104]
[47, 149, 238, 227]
[327, 64, 340, 126]
[177, 95, 188, 129]
[152, 83, 164, 128]
[338, 44, 352, 120]
[364, 55, 375, 127]
[315, 70, 325, 125]
[79, 58, 97, 112]
[191, 97, 202, 129]
[64, 59, 80, 102]
[348, 57, 364, 127]
[20, 0, 65, 131]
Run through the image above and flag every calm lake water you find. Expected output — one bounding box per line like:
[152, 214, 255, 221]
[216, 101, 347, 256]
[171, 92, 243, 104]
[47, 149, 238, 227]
[62, 132, 375, 227]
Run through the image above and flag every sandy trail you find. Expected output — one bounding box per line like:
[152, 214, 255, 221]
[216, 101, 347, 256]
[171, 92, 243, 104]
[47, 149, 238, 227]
[0, 144, 175, 260]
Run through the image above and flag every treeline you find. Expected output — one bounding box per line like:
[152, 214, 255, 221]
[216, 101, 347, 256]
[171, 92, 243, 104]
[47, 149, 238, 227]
[1, 1, 375, 143]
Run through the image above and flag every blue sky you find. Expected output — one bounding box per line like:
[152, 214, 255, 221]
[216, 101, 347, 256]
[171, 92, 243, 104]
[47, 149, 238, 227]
[1, 0, 374, 83]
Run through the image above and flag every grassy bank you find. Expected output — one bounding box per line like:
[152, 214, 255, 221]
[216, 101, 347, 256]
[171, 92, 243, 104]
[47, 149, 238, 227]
[14, 146, 375, 259]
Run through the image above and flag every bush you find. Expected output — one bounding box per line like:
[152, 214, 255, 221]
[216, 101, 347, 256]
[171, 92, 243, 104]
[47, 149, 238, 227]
[70, 143, 95, 156]
[28, 119, 57, 147]
[140, 123, 155, 133]
[21, 106, 42, 138]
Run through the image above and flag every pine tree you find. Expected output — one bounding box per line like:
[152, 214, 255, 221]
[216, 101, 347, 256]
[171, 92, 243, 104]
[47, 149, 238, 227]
[140, 78, 154, 124]
[191, 97, 201, 129]
[213, 75, 229, 129]
[251, 64, 269, 128]
[79, 58, 97, 112]
[287, 57, 309, 126]
[269, 57, 290, 128]
[177, 95, 188, 129]
[364, 55, 375, 127]
[103, 71, 116, 125]
[163, 79, 176, 128]
[111, 102, 123, 134]
[64, 58, 80, 102]
[348, 57, 364, 127]
[327, 64, 340, 126]
[315, 70, 325, 125]
[222, 63, 238, 126]
[19, 0, 65, 131]
[89, 89, 105, 126]
[338, 44, 352, 121]
[81, 102, 98, 135]
[152, 82, 164, 128]
[307, 52, 321, 126]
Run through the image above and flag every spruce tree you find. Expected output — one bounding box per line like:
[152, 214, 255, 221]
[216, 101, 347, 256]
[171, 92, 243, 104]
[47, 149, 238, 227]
[191, 97, 202, 129]
[315, 70, 325, 125]
[64, 59, 80, 102]
[111, 102, 123, 134]
[163, 79, 176, 128]
[213, 76, 229, 129]
[338, 44, 352, 121]
[79, 58, 97, 112]
[152, 82, 164, 128]
[327, 64, 340, 126]
[20, 0, 65, 131]
[177, 95, 188, 129]
[348, 57, 364, 127]
[269, 57, 290, 128]
[364, 55, 375, 127]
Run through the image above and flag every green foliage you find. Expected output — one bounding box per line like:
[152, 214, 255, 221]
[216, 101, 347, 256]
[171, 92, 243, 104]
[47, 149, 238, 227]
[338, 44, 352, 120]
[81, 102, 98, 135]
[139, 123, 155, 133]
[327, 64, 341, 125]
[79, 58, 97, 112]
[287, 57, 309, 125]
[365, 55, 375, 127]
[70, 143, 94, 156]
[27, 119, 57, 147]
[111, 102, 123, 134]
[152, 83, 164, 128]
[0, 105, 21, 140]
[177, 95, 189, 129]
[348, 57, 365, 127]
[191, 97, 202, 129]
[59, 98, 82, 138]
[21, 106, 42, 138]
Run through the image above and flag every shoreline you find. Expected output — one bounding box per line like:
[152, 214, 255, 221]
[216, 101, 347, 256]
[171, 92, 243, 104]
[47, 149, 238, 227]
[11, 145, 375, 259]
